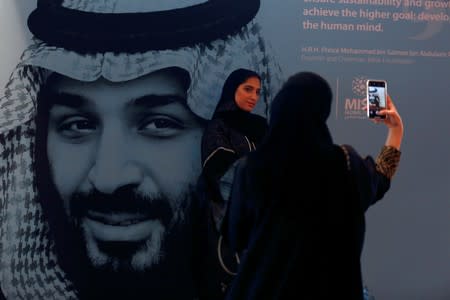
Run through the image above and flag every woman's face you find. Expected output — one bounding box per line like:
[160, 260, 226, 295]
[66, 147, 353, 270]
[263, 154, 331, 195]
[234, 76, 261, 112]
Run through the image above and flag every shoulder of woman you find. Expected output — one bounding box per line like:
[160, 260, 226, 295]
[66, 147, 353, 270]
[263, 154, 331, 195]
[203, 117, 229, 133]
[339, 144, 357, 155]
[337, 144, 360, 171]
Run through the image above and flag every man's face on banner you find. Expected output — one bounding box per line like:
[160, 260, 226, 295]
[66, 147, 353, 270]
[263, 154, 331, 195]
[45, 68, 203, 273]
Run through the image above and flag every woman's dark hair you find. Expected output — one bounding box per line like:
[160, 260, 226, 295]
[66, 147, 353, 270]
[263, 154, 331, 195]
[213, 68, 261, 116]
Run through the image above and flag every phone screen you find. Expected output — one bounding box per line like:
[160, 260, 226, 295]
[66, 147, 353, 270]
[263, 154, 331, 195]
[367, 80, 387, 119]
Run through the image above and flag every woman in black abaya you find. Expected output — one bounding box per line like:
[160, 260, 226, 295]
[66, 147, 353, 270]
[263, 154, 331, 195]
[197, 68, 268, 299]
[223, 71, 403, 299]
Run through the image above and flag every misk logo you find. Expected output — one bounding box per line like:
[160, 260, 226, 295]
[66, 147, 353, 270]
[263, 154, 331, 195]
[341, 76, 367, 119]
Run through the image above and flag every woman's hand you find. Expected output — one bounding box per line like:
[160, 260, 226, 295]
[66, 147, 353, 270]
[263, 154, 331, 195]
[373, 95, 404, 150]
[375, 95, 403, 129]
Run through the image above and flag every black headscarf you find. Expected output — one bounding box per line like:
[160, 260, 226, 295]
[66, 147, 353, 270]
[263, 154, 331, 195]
[248, 71, 334, 209]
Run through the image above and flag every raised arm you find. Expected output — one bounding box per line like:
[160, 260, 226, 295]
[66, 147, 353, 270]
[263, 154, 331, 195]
[372, 95, 403, 180]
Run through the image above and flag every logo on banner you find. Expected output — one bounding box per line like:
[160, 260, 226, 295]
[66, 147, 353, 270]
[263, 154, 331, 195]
[343, 76, 367, 119]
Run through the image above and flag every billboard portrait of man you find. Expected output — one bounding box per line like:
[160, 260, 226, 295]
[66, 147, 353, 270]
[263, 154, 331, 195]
[0, 0, 282, 299]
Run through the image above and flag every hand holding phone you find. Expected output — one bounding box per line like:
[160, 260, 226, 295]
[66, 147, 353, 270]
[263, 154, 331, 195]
[367, 79, 387, 119]
[371, 94, 404, 151]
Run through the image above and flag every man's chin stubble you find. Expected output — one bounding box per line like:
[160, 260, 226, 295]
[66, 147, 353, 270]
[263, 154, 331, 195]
[81, 219, 166, 272]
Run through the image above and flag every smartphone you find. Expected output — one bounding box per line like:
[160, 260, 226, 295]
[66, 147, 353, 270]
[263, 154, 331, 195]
[367, 79, 387, 119]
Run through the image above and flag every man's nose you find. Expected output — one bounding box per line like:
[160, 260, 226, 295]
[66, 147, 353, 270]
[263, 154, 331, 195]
[87, 128, 143, 194]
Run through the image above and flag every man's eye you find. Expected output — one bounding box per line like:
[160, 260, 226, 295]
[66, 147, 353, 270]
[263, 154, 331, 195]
[139, 116, 184, 137]
[57, 118, 96, 138]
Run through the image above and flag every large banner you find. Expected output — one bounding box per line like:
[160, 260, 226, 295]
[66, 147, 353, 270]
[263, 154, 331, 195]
[1, 0, 449, 299]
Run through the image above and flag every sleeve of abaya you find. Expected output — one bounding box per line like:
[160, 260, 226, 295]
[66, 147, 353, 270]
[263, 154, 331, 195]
[221, 158, 254, 254]
[375, 145, 401, 180]
[340, 144, 394, 212]
[202, 120, 239, 182]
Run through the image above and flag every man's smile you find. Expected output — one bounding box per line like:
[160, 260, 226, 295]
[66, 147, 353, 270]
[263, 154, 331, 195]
[83, 213, 164, 242]
[87, 211, 151, 225]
